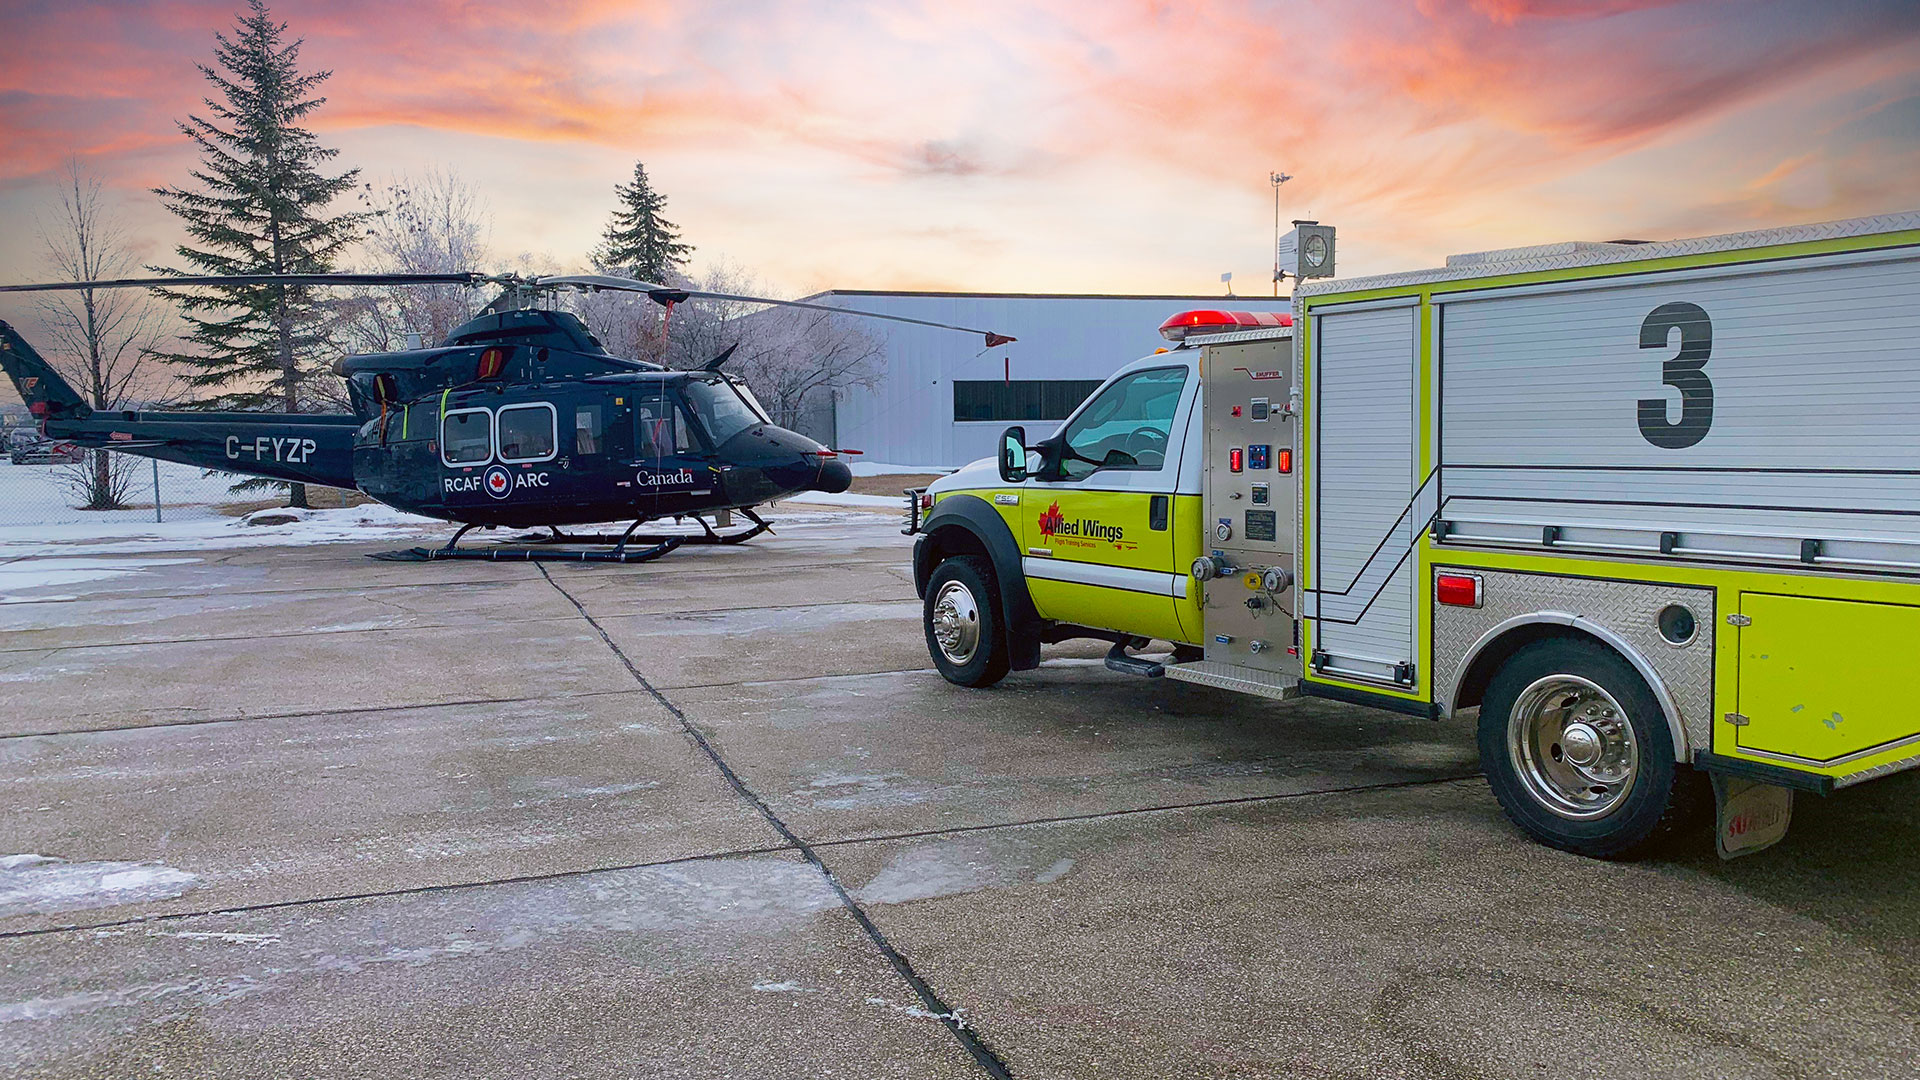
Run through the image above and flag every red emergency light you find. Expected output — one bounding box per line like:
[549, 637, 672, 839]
[1159, 309, 1294, 343]
[1436, 573, 1483, 608]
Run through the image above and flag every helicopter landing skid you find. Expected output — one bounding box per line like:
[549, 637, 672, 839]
[369, 509, 770, 564]
[509, 507, 772, 548]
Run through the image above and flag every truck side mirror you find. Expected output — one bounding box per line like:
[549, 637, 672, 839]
[998, 426, 1028, 483]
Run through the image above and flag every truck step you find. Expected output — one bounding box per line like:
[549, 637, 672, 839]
[1103, 642, 1165, 679]
[1162, 660, 1299, 700]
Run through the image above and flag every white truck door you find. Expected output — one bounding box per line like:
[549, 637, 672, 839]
[1309, 300, 1423, 687]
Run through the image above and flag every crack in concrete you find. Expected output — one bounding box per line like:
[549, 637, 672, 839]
[535, 562, 1018, 1080]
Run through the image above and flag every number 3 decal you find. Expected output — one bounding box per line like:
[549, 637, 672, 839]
[1638, 301, 1713, 449]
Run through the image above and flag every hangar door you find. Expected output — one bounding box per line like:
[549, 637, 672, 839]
[1310, 300, 1422, 687]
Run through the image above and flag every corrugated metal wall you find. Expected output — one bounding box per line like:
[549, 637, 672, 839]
[816, 293, 1292, 468]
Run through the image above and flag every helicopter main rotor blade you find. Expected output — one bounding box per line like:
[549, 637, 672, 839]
[534, 274, 1017, 348]
[0, 272, 487, 294]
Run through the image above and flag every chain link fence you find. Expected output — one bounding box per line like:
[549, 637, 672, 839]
[0, 449, 261, 531]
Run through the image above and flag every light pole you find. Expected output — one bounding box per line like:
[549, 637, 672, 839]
[1270, 171, 1292, 296]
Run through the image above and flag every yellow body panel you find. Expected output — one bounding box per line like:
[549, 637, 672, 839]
[1291, 223, 1920, 785]
[932, 486, 1203, 645]
[1735, 593, 1920, 764]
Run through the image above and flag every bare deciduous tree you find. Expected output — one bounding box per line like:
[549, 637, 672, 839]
[658, 265, 885, 433]
[34, 159, 171, 510]
[332, 168, 493, 364]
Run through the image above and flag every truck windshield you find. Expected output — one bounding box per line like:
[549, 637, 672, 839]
[680, 375, 768, 446]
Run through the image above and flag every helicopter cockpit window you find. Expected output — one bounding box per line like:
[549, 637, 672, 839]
[441, 408, 493, 466]
[681, 376, 767, 447]
[574, 405, 603, 455]
[496, 403, 557, 463]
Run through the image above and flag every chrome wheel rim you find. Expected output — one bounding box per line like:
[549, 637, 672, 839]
[1507, 674, 1638, 820]
[930, 580, 981, 665]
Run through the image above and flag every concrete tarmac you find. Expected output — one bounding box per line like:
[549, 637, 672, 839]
[0, 510, 1914, 1078]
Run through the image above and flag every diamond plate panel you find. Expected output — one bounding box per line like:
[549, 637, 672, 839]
[1430, 567, 1716, 753]
[1298, 211, 1920, 297]
[1163, 660, 1300, 700]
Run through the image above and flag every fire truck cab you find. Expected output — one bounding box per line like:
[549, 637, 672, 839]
[908, 211, 1920, 860]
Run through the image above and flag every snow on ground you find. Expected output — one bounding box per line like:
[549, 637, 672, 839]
[0, 503, 446, 560]
[846, 461, 952, 477]
[780, 490, 910, 509]
[0, 854, 199, 918]
[0, 556, 203, 602]
[0, 459, 241, 527]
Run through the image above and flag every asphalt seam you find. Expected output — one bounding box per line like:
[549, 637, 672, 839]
[0, 593, 922, 655]
[536, 562, 1016, 1080]
[0, 772, 1485, 941]
[0, 687, 652, 743]
[0, 842, 800, 940]
[808, 773, 1485, 850]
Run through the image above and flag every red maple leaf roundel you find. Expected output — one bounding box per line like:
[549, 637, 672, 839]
[1037, 501, 1065, 538]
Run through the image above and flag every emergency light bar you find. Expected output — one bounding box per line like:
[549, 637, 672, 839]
[1158, 309, 1294, 343]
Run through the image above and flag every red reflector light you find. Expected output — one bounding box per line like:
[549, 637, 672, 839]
[1229, 447, 1244, 473]
[1436, 574, 1482, 608]
[919, 493, 933, 509]
[1158, 309, 1294, 343]
[1276, 448, 1292, 473]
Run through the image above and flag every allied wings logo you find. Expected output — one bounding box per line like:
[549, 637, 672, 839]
[1036, 501, 1130, 548]
[1037, 501, 1066, 538]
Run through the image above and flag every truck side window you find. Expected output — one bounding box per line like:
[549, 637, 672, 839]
[1056, 367, 1187, 481]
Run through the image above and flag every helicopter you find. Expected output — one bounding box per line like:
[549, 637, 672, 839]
[0, 271, 1014, 562]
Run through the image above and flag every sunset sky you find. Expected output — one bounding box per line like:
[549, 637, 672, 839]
[1, 0, 1917, 317]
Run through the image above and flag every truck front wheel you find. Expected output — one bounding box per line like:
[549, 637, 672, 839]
[924, 555, 1011, 688]
[1478, 639, 1704, 858]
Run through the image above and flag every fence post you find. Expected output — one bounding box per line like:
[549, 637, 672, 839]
[152, 458, 162, 523]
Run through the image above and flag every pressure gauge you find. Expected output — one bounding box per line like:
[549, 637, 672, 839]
[1215, 520, 1234, 542]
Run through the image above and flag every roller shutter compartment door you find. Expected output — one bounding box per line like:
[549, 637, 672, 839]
[1312, 304, 1420, 684]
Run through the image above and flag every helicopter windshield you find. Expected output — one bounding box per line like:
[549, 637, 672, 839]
[680, 375, 768, 445]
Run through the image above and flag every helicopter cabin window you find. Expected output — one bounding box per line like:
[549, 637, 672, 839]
[441, 408, 493, 466]
[574, 405, 603, 455]
[496, 403, 557, 463]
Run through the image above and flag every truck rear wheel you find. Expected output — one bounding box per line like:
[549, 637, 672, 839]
[1478, 639, 1703, 858]
[924, 555, 1011, 688]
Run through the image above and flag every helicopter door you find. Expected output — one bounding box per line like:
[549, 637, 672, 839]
[631, 383, 710, 512]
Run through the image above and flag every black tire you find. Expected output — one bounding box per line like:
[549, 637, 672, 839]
[923, 555, 1011, 688]
[1478, 638, 1707, 859]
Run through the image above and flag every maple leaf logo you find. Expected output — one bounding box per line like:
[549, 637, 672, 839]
[1037, 501, 1065, 538]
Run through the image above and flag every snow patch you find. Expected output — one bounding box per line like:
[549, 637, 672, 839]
[864, 996, 967, 1027]
[150, 930, 281, 946]
[0, 556, 199, 596]
[0, 504, 442, 559]
[778, 490, 912, 509]
[846, 462, 951, 477]
[0, 855, 199, 917]
[750, 980, 817, 994]
[1034, 858, 1076, 884]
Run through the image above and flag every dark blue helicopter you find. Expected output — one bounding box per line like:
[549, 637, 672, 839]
[0, 271, 1013, 562]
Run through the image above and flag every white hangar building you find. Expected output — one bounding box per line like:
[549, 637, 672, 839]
[797, 291, 1295, 469]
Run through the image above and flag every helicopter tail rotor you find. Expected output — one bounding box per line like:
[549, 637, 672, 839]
[0, 320, 91, 423]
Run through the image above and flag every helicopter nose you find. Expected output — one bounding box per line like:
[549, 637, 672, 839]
[814, 456, 853, 494]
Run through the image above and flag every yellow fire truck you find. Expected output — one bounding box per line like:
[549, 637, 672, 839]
[906, 211, 1920, 858]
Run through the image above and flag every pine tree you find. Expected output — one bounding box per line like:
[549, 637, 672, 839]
[593, 162, 692, 283]
[151, 0, 372, 507]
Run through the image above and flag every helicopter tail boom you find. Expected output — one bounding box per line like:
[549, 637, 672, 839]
[1, 320, 360, 490]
